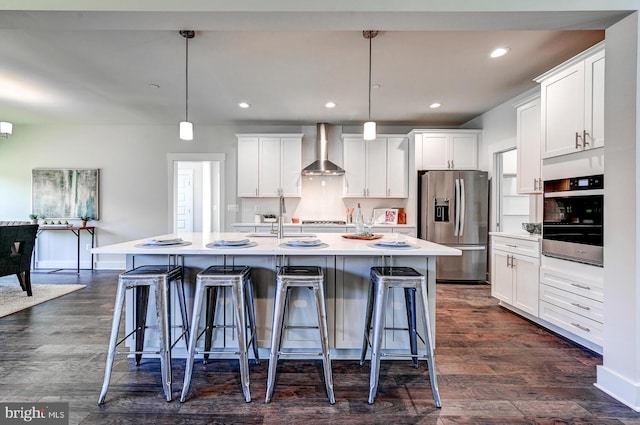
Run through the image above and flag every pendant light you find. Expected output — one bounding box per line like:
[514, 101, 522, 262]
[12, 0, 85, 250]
[179, 30, 195, 141]
[0, 121, 12, 138]
[363, 30, 378, 141]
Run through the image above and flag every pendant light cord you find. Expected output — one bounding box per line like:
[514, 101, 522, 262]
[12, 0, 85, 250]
[368, 32, 372, 122]
[185, 34, 189, 122]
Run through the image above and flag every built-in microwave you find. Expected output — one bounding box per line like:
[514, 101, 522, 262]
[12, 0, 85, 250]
[542, 174, 603, 266]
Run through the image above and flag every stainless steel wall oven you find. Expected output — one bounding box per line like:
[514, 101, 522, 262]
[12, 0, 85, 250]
[542, 174, 603, 266]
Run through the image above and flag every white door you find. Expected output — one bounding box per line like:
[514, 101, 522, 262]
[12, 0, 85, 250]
[176, 169, 194, 232]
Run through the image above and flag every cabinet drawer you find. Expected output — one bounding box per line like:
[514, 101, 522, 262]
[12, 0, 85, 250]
[539, 300, 603, 346]
[539, 283, 603, 323]
[492, 236, 539, 258]
[540, 265, 603, 302]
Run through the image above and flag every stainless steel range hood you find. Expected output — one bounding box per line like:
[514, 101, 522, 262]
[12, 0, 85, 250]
[301, 123, 345, 176]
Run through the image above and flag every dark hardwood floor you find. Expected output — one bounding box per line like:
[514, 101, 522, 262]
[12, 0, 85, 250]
[1, 270, 639, 424]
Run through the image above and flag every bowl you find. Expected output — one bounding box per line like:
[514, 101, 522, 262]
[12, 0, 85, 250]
[522, 222, 541, 234]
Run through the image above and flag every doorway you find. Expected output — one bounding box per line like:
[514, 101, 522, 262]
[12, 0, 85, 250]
[167, 153, 225, 234]
[495, 149, 529, 233]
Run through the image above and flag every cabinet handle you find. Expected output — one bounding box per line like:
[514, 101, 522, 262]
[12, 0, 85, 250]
[575, 132, 582, 149]
[571, 322, 590, 332]
[506, 244, 518, 248]
[571, 302, 591, 311]
[583, 130, 590, 147]
[570, 283, 591, 290]
[255, 188, 258, 196]
[387, 188, 390, 196]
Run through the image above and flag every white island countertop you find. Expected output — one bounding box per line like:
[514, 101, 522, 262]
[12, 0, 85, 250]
[93, 232, 461, 257]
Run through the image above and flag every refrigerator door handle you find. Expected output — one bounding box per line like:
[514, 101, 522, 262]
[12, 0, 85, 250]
[454, 178, 460, 236]
[459, 178, 465, 236]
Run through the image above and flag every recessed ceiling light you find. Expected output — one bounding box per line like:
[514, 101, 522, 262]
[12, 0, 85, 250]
[238, 102, 251, 108]
[372, 84, 381, 89]
[429, 102, 441, 109]
[148, 83, 160, 89]
[490, 47, 510, 58]
[325, 102, 336, 108]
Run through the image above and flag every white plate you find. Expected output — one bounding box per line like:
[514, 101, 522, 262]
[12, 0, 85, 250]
[375, 240, 410, 247]
[144, 237, 183, 245]
[213, 239, 250, 246]
[286, 239, 323, 247]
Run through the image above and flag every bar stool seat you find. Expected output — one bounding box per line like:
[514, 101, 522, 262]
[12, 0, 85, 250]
[265, 266, 335, 404]
[98, 264, 189, 404]
[360, 266, 441, 407]
[180, 265, 260, 403]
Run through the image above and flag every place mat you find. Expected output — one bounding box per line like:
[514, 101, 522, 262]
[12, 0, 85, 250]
[206, 241, 257, 249]
[135, 241, 192, 248]
[342, 234, 383, 240]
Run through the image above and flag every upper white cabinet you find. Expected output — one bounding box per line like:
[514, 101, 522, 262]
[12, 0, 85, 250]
[237, 134, 303, 197]
[413, 130, 479, 170]
[515, 94, 542, 193]
[535, 42, 605, 159]
[342, 135, 409, 198]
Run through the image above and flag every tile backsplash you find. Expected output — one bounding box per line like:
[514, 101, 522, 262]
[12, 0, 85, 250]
[239, 176, 409, 223]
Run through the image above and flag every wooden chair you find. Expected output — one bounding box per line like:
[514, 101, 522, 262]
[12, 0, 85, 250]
[0, 224, 39, 296]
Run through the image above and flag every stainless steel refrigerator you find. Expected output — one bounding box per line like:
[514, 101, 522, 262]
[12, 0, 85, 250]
[419, 170, 489, 282]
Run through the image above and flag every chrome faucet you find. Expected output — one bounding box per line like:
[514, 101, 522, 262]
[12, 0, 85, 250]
[277, 194, 286, 239]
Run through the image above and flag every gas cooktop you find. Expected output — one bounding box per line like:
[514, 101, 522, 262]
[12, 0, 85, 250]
[301, 220, 347, 225]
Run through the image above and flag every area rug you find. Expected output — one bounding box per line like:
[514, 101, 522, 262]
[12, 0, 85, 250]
[0, 281, 86, 318]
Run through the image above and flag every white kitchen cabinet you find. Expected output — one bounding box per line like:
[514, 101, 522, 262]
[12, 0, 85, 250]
[490, 235, 540, 316]
[237, 134, 303, 197]
[536, 42, 604, 159]
[342, 135, 408, 198]
[414, 130, 479, 170]
[515, 94, 542, 193]
[539, 260, 604, 347]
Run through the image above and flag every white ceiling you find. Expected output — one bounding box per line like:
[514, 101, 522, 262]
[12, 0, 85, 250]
[0, 7, 628, 128]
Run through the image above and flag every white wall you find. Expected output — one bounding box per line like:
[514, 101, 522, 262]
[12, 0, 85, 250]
[0, 122, 416, 268]
[463, 87, 539, 231]
[595, 12, 640, 411]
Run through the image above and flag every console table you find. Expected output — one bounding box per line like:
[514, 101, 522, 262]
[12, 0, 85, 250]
[36, 226, 96, 273]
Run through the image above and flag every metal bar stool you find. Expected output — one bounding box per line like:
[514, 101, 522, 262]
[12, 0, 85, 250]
[265, 266, 335, 404]
[98, 265, 189, 404]
[360, 266, 441, 407]
[180, 265, 260, 403]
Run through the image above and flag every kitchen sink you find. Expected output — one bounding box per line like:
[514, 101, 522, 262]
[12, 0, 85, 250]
[247, 233, 317, 238]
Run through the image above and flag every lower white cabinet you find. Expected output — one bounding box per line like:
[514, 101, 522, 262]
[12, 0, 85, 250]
[539, 262, 604, 347]
[491, 235, 540, 316]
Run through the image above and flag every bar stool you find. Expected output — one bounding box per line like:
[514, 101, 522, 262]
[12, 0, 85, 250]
[98, 265, 189, 404]
[360, 266, 441, 407]
[265, 266, 335, 404]
[180, 265, 260, 403]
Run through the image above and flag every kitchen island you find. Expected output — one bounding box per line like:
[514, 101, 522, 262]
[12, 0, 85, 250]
[93, 232, 460, 359]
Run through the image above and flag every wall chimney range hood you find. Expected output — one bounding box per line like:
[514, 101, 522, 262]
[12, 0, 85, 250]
[301, 123, 345, 176]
